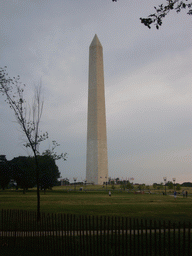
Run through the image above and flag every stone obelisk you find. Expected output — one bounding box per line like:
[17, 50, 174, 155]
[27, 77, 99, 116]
[86, 34, 108, 185]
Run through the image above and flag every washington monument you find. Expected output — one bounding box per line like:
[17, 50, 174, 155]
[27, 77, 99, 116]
[86, 34, 108, 185]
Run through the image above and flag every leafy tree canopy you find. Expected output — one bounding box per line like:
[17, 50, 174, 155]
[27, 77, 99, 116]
[166, 181, 174, 189]
[0, 155, 11, 190]
[182, 182, 192, 187]
[10, 155, 60, 192]
[176, 183, 181, 191]
[10, 156, 36, 192]
[38, 155, 60, 190]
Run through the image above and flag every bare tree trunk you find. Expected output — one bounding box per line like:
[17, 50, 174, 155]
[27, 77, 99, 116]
[34, 154, 40, 222]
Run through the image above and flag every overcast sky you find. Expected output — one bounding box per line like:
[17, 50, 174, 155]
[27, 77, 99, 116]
[1, 0, 192, 185]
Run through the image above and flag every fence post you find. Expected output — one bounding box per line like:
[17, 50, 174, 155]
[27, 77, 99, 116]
[103, 215, 106, 255]
[111, 216, 114, 256]
[149, 219, 152, 256]
[183, 221, 186, 256]
[125, 217, 128, 256]
[93, 215, 96, 256]
[96, 215, 99, 256]
[154, 220, 157, 256]
[79, 215, 82, 256]
[173, 222, 176, 256]
[188, 222, 191, 256]
[107, 216, 110, 256]
[140, 219, 143, 256]
[133, 218, 136, 256]
[100, 215, 103, 256]
[145, 219, 148, 256]
[159, 220, 161, 256]
[122, 216, 124, 255]
[168, 220, 171, 256]
[118, 217, 121, 255]
[136, 219, 140, 256]
[115, 216, 117, 256]
[130, 218, 132, 256]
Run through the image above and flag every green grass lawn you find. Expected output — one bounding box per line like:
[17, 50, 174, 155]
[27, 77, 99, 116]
[0, 186, 192, 223]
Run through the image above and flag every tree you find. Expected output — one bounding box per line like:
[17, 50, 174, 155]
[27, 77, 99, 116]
[126, 181, 134, 190]
[10, 156, 36, 193]
[111, 184, 115, 190]
[146, 185, 150, 191]
[166, 181, 174, 189]
[176, 183, 181, 191]
[153, 183, 157, 189]
[0, 68, 46, 220]
[38, 155, 60, 191]
[111, 180, 115, 185]
[0, 155, 11, 190]
[138, 184, 145, 191]
[182, 182, 192, 187]
[10, 155, 61, 193]
[112, 0, 192, 29]
[0, 67, 67, 220]
[61, 178, 70, 186]
[120, 183, 126, 190]
[42, 140, 67, 161]
[140, 0, 192, 29]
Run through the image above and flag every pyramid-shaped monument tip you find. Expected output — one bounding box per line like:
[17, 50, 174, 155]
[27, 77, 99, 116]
[90, 34, 102, 48]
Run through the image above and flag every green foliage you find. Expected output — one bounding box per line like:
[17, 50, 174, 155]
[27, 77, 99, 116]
[182, 182, 192, 187]
[153, 182, 164, 190]
[167, 181, 174, 189]
[111, 184, 115, 190]
[110, 180, 115, 185]
[119, 180, 134, 190]
[120, 183, 125, 190]
[112, 0, 192, 29]
[140, 0, 192, 29]
[138, 184, 145, 191]
[42, 140, 67, 161]
[11, 157, 36, 192]
[0, 156, 11, 190]
[38, 155, 60, 190]
[10, 155, 60, 191]
[176, 183, 181, 191]
[153, 183, 157, 189]
[126, 181, 134, 190]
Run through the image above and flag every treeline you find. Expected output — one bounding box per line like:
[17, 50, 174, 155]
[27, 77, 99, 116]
[153, 181, 190, 191]
[0, 155, 60, 193]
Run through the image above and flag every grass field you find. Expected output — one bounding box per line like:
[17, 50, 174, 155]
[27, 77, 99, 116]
[0, 185, 192, 223]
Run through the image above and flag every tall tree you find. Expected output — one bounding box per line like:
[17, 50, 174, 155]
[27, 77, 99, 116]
[0, 68, 67, 220]
[0, 67, 48, 221]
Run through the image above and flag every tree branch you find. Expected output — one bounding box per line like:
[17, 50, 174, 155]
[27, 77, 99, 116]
[140, 0, 192, 29]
